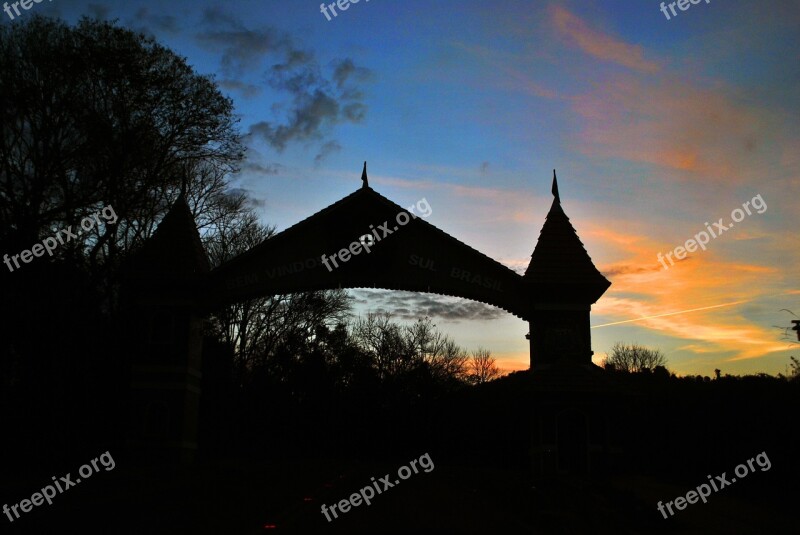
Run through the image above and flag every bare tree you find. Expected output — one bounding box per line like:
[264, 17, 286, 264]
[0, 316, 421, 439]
[788, 357, 800, 381]
[350, 313, 470, 383]
[204, 193, 352, 384]
[405, 317, 469, 382]
[774, 309, 800, 347]
[468, 347, 500, 384]
[602, 342, 667, 373]
[351, 312, 409, 380]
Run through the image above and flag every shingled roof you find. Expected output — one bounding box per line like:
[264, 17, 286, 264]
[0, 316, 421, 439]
[524, 172, 610, 303]
[128, 194, 210, 278]
[210, 169, 528, 317]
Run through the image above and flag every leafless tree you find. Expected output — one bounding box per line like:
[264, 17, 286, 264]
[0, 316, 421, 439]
[204, 195, 351, 384]
[774, 309, 800, 347]
[602, 342, 667, 373]
[788, 357, 800, 381]
[468, 347, 501, 384]
[351, 312, 409, 380]
[405, 317, 469, 382]
[350, 313, 470, 383]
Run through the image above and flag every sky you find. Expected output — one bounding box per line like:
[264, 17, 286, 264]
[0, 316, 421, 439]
[21, 0, 800, 376]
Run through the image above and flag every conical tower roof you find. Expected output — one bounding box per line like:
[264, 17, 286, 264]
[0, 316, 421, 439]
[129, 194, 210, 277]
[524, 171, 610, 303]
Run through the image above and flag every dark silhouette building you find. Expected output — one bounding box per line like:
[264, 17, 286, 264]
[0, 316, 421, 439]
[121, 167, 612, 468]
[525, 171, 610, 370]
[522, 172, 614, 476]
[120, 194, 208, 464]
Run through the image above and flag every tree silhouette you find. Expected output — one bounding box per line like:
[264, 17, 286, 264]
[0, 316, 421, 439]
[774, 309, 800, 347]
[602, 342, 667, 373]
[0, 16, 242, 280]
[468, 347, 500, 384]
[202, 188, 355, 388]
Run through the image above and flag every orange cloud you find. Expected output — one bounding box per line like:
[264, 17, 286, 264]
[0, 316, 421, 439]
[570, 75, 781, 180]
[596, 295, 787, 363]
[591, 241, 790, 365]
[572, 218, 794, 368]
[542, 8, 797, 182]
[549, 5, 660, 73]
[583, 226, 653, 257]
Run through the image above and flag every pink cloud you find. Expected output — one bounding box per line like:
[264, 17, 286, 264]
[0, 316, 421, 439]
[549, 5, 660, 73]
[569, 75, 784, 180]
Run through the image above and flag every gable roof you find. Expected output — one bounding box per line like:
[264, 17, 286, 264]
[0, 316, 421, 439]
[210, 181, 529, 317]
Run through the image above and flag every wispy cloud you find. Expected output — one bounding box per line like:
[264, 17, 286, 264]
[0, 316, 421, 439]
[592, 237, 789, 363]
[570, 75, 784, 179]
[549, 5, 660, 73]
[195, 8, 373, 162]
[314, 140, 342, 166]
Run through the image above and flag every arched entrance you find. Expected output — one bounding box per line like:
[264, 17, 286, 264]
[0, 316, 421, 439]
[120, 165, 610, 463]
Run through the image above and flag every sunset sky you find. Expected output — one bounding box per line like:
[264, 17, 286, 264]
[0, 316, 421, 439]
[39, 0, 799, 376]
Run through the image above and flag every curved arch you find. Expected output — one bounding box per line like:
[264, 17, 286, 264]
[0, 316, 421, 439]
[207, 186, 530, 319]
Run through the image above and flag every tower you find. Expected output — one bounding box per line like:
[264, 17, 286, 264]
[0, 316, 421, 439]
[120, 194, 209, 464]
[524, 171, 610, 370]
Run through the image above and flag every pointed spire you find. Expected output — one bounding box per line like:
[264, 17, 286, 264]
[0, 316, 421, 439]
[361, 161, 368, 189]
[551, 169, 560, 203]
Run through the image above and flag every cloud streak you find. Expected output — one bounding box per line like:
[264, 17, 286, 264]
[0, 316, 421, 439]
[549, 5, 660, 73]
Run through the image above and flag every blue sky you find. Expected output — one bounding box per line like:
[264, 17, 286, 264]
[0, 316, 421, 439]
[25, 0, 800, 375]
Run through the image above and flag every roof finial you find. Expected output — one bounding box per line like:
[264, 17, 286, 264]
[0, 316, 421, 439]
[551, 169, 560, 203]
[361, 161, 368, 189]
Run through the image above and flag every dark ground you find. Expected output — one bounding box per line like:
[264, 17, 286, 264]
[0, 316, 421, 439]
[1, 453, 794, 534]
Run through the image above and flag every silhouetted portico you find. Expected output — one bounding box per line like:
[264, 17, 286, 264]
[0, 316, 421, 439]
[121, 165, 610, 463]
